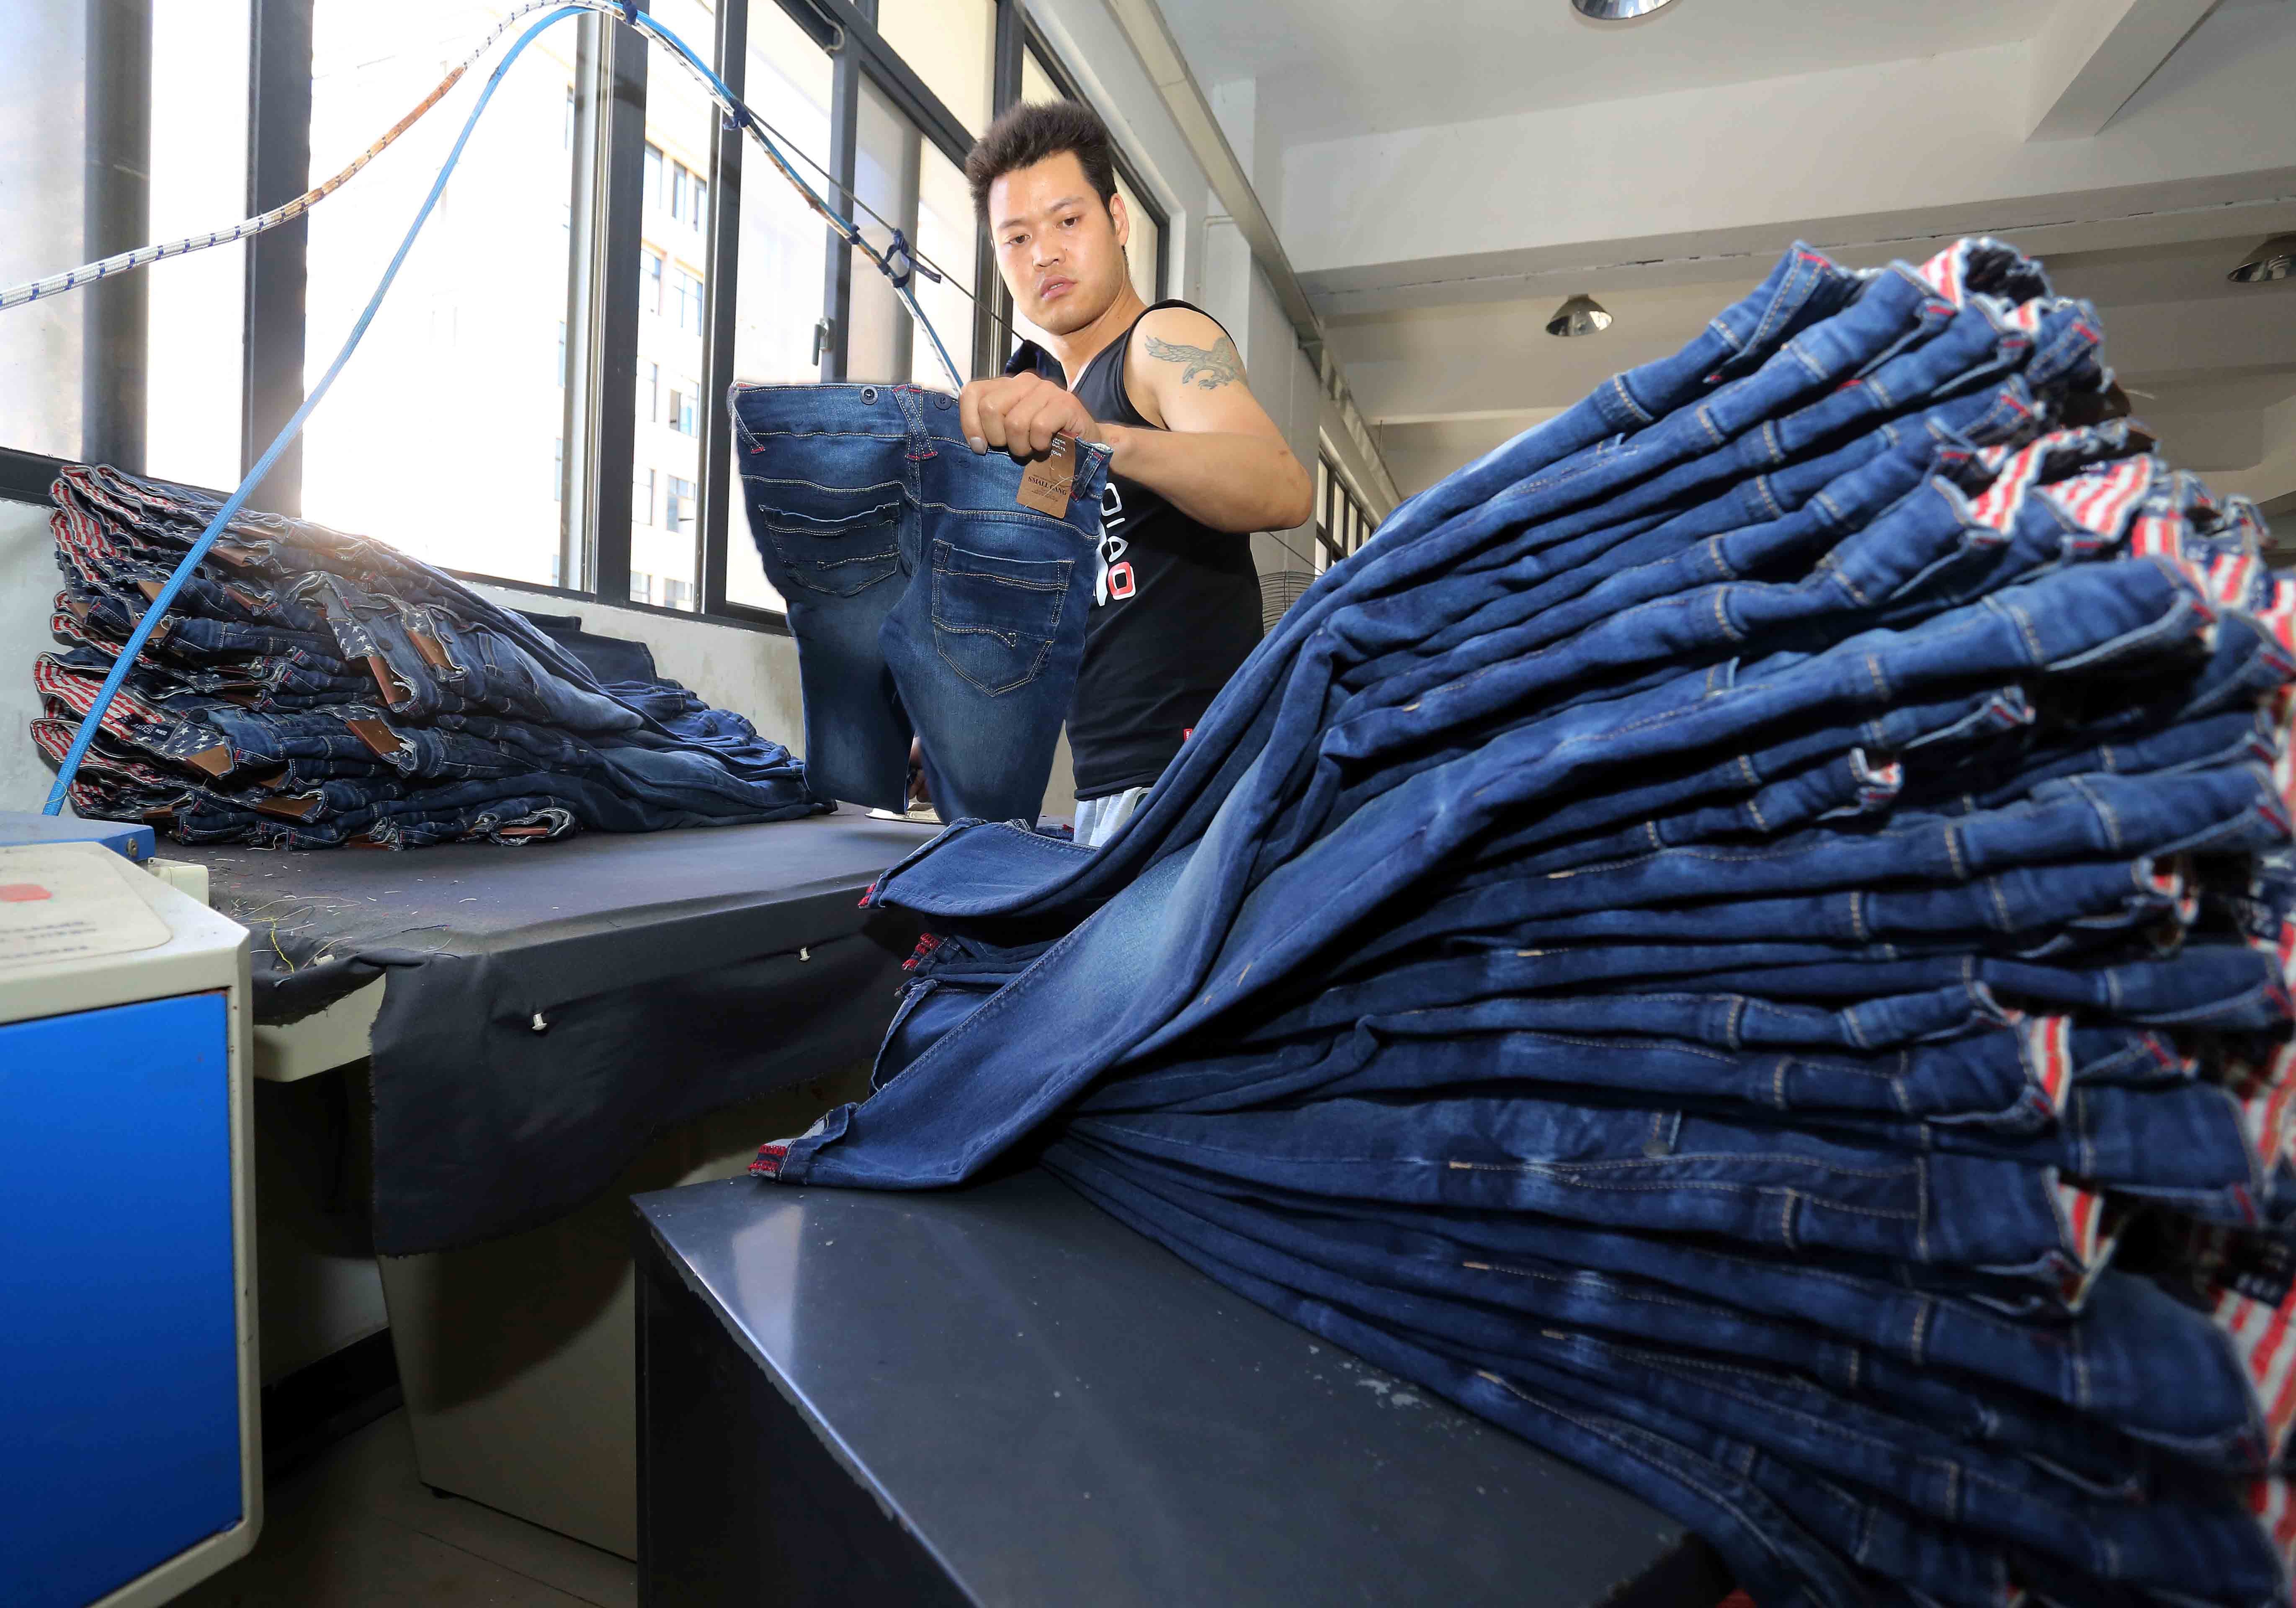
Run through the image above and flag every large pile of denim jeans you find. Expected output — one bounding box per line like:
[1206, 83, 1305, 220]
[752, 240, 2296, 1605]
[32, 464, 819, 848]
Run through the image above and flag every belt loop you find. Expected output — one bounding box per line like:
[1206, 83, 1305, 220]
[897, 384, 934, 461]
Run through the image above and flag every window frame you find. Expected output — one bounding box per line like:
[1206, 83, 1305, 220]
[1318, 450, 1373, 567]
[7, 0, 1169, 641]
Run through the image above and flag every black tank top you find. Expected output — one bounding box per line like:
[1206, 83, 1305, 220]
[1007, 299, 1264, 799]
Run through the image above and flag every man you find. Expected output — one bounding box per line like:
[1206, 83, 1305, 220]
[950, 99, 1314, 848]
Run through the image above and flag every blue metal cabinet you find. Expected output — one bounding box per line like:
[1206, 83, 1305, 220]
[1, 992, 243, 1608]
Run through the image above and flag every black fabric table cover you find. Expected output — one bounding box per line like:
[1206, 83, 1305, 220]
[188, 814, 935, 1254]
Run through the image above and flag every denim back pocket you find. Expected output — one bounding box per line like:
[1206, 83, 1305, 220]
[930, 540, 1072, 696]
[758, 502, 902, 598]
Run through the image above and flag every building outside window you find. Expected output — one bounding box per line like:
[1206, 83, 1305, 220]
[634, 466, 655, 525]
[665, 476, 696, 536]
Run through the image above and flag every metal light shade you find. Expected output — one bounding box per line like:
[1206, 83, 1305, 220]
[1546, 295, 1614, 337]
[1572, 0, 1684, 18]
[2229, 234, 2296, 285]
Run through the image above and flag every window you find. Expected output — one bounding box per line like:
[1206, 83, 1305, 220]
[1318, 453, 1374, 566]
[629, 570, 656, 605]
[643, 249, 665, 315]
[644, 142, 664, 209]
[671, 379, 699, 437]
[1021, 44, 1059, 108]
[669, 163, 706, 232]
[640, 360, 660, 424]
[877, 0, 994, 135]
[299, 0, 582, 589]
[674, 269, 706, 335]
[663, 577, 694, 611]
[721, 0, 835, 616]
[142, 0, 254, 490]
[665, 476, 696, 535]
[848, 77, 977, 387]
[634, 466, 655, 525]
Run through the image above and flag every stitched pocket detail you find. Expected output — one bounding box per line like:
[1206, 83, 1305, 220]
[930, 541, 1072, 696]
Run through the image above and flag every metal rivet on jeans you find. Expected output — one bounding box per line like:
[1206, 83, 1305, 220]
[860, 385, 878, 403]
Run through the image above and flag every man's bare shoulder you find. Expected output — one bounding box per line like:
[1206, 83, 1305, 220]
[1130, 306, 1246, 394]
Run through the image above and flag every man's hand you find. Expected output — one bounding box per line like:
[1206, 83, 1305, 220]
[959, 373, 1102, 460]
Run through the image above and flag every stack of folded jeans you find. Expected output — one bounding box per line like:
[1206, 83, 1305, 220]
[750, 240, 2296, 1605]
[31, 464, 820, 848]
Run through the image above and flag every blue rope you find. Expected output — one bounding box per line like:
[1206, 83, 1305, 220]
[44, 6, 590, 813]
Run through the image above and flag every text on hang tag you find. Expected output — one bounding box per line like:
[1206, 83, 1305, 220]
[1016, 433, 1077, 515]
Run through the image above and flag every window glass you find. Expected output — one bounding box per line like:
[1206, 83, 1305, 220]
[631, 0, 718, 611]
[912, 143, 979, 388]
[876, 0, 994, 135]
[722, 0, 834, 613]
[1021, 46, 1059, 109]
[146, 0, 253, 490]
[848, 77, 976, 391]
[303, 2, 579, 587]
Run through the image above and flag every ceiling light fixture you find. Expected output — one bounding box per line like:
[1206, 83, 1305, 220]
[1572, 0, 1684, 19]
[2229, 234, 2296, 285]
[1546, 295, 1613, 337]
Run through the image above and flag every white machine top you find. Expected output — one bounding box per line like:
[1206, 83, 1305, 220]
[0, 844, 175, 968]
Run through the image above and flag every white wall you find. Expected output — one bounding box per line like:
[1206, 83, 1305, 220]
[2, 495, 64, 814]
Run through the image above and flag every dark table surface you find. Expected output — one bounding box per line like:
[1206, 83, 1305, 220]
[634, 1169, 1715, 1608]
[189, 811, 936, 984]
[182, 813, 938, 1254]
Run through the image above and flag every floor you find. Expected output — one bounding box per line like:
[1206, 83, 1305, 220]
[175, 1410, 636, 1608]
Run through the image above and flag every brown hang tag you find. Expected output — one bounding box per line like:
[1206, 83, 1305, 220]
[364, 653, 406, 702]
[410, 630, 452, 670]
[253, 793, 321, 821]
[1015, 433, 1077, 516]
[494, 825, 552, 839]
[345, 718, 406, 758]
[184, 745, 235, 778]
[135, 579, 164, 602]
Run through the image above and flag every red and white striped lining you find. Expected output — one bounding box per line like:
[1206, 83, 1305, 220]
[2019, 1015, 2077, 1118]
[2216, 1281, 2296, 1466]
[2050, 1177, 2121, 1309]
[2244, 1476, 2296, 1574]
[2035, 454, 2154, 544]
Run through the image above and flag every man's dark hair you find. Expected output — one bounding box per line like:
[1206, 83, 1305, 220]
[965, 99, 1119, 225]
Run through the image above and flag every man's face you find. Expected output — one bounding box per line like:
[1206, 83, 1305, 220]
[989, 150, 1131, 337]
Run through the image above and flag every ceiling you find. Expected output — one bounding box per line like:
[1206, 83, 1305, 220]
[1157, 0, 2060, 142]
[1158, 0, 2296, 524]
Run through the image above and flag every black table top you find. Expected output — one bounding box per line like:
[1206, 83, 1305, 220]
[187, 811, 936, 972]
[634, 1170, 1706, 1608]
